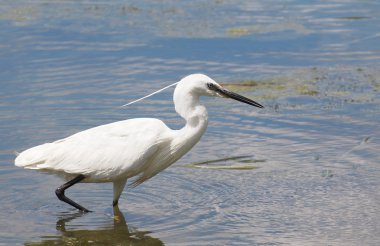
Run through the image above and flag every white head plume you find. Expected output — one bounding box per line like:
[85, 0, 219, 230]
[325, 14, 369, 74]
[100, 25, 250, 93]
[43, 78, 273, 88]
[121, 81, 179, 107]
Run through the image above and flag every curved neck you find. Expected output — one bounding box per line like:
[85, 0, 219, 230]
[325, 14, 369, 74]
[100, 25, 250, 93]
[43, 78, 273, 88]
[180, 104, 209, 136]
[174, 105, 208, 155]
[173, 85, 209, 143]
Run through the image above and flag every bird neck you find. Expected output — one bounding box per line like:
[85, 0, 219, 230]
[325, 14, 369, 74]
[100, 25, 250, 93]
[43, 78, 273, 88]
[173, 88, 209, 142]
[174, 104, 208, 154]
[181, 104, 209, 136]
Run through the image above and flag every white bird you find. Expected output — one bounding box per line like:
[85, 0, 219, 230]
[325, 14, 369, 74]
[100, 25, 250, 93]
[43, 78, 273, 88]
[15, 74, 263, 212]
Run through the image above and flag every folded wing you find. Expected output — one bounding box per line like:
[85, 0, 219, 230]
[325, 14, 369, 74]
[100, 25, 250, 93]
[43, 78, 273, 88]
[15, 118, 172, 182]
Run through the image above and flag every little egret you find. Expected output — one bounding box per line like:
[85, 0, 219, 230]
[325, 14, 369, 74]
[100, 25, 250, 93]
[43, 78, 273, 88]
[15, 74, 263, 212]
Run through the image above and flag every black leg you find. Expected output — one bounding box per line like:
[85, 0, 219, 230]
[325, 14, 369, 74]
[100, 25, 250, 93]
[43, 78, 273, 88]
[113, 200, 118, 207]
[55, 174, 91, 213]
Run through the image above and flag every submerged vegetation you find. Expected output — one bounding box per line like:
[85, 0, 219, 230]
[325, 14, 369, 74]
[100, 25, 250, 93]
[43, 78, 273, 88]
[222, 66, 379, 104]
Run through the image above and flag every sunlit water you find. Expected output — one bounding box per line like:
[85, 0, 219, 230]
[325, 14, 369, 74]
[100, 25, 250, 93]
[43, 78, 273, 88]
[1, 1, 380, 245]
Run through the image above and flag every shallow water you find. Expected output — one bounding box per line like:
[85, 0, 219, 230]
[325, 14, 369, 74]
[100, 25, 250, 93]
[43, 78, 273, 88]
[1, 1, 380, 245]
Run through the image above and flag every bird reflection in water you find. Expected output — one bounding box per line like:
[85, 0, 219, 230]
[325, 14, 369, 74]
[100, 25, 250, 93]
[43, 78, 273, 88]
[24, 206, 164, 245]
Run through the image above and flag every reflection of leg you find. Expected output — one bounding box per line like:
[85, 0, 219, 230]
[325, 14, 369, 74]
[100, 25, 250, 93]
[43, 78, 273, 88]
[113, 204, 128, 229]
[56, 212, 84, 232]
[55, 174, 91, 212]
[113, 179, 127, 206]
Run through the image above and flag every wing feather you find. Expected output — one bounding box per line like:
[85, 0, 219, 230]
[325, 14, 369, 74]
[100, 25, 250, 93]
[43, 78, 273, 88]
[15, 118, 172, 181]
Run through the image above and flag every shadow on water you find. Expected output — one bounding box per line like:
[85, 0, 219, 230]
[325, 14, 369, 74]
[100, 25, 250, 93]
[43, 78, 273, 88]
[24, 206, 164, 246]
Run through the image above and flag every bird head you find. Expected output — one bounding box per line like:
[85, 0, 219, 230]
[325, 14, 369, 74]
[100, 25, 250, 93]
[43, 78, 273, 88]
[176, 74, 264, 108]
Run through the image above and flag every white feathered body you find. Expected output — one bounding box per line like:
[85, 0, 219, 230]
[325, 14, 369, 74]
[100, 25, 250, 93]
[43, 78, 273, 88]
[15, 117, 205, 186]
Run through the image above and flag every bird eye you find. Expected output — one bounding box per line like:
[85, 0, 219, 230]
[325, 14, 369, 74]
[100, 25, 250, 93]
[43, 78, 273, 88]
[207, 83, 216, 90]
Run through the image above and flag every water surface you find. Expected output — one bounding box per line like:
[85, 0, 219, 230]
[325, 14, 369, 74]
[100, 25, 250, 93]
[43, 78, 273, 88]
[1, 1, 380, 245]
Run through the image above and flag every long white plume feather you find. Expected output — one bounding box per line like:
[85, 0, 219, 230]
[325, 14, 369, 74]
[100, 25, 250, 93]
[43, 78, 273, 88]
[121, 81, 179, 107]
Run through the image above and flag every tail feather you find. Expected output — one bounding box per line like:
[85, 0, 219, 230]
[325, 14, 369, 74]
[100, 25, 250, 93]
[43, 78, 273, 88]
[15, 143, 51, 169]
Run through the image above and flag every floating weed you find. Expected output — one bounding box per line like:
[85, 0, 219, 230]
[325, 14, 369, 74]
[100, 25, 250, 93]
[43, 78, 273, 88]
[222, 69, 321, 100]
[184, 155, 265, 170]
[190, 155, 254, 165]
[186, 165, 258, 170]
[373, 82, 380, 92]
[296, 84, 319, 96]
[221, 66, 379, 106]
[226, 22, 311, 37]
[226, 27, 251, 37]
[337, 16, 369, 20]
[221, 80, 258, 93]
[222, 80, 287, 99]
[223, 67, 380, 102]
[238, 158, 266, 163]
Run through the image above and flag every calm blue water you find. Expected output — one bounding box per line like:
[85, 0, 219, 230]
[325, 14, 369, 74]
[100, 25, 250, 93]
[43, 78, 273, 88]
[1, 1, 380, 245]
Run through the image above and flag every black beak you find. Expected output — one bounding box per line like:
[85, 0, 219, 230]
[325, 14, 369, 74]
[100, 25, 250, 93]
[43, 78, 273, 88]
[208, 83, 264, 108]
